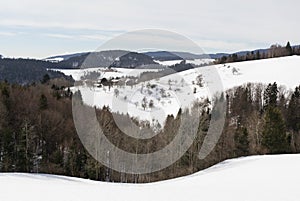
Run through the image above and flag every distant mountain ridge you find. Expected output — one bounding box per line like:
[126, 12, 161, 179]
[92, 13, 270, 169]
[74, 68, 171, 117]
[144, 51, 183, 61]
[46, 50, 214, 69]
[58, 50, 130, 69]
[40, 44, 300, 69]
[40, 44, 300, 61]
[50, 50, 160, 69]
[46, 52, 89, 61]
[45, 46, 284, 66]
[171, 52, 210, 60]
[110, 52, 158, 68]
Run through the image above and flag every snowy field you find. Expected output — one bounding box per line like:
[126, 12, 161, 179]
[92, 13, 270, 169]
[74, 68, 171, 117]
[54, 67, 162, 81]
[55, 56, 300, 125]
[1, 154, 300, 201]
[154, 58, 215, 66]
[217, 55, 300, 90]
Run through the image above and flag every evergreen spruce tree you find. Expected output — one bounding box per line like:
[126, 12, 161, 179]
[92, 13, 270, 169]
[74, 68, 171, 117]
[1, 84, 10, 111]
[263, 82, 278, 109]
[256, 51, 261, 59]
[41, 74, 50, 84]
[286, 41, 293, 56]
[262, 107, 289, 154]
[39, 94, 48, 110]
[17, 120, 33, 172]
[287, 86, 300, 131]
[234, 127, 250, 156]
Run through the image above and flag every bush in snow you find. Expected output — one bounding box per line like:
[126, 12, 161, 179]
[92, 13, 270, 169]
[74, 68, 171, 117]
[196, 74, 203, 87]
[114, 88, 119, 97]
[149, 99, 154, 108]
[232, 67, 239, 75]
[160, 88, 167, 98]
[142, 96, 148, 110]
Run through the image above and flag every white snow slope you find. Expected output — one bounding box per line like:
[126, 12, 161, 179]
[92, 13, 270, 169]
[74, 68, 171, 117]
[56, 67, 161, 81]
[1, 154, 300, 201]
[217, 56, 300, 90]
[57, 56, 300, 125]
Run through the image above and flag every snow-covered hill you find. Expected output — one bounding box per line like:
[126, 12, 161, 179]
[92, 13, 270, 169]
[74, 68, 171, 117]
[54, 56, 300, 125]
[218, 55, 300, 90]
[154, 58, 214, 66]
[44, 57, 64, 63]
[56, 67, 161, 81]
[1, 154, 300, 201]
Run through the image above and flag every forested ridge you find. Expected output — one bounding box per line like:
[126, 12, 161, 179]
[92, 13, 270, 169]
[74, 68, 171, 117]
[0, 77, 299, 183]
[0, 58, 73, 85]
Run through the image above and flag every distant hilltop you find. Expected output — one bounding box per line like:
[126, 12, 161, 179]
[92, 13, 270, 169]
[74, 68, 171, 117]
[43, 42, 300, 68]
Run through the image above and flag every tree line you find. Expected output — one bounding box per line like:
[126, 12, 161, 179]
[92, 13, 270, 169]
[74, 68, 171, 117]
[0, 78, 299, 183]
[216, 42, 300, 64]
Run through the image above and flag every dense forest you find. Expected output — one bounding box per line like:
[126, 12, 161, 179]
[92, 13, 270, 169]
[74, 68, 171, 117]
[0, 58, 73, 85]
[0, 76, 299, 183]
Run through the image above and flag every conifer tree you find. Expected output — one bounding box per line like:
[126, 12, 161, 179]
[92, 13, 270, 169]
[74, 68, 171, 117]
[234, 127, 250, 156]
[256, 51, 261, 59]
[286, 41, 293, 56]
[287, 86, 300, 131]
[262, 107, 289, 154]
[39, 94, 48, 110]
[263, 82, 278, 109]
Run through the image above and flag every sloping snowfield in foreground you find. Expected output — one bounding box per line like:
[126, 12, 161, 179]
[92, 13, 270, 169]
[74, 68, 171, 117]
[1, 154, 300, 201]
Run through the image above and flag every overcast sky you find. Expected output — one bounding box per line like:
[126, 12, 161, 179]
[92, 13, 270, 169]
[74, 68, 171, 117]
[0, 0, 299, 58]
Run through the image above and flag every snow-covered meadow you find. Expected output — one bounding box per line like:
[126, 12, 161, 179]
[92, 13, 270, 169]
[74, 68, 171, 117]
[53, 56, 300, 126]
[1, 154, 300, 201]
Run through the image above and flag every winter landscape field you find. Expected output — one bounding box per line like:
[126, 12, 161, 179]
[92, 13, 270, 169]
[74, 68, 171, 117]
[1, 0, 300, 200]
[2, 53, 300, 196]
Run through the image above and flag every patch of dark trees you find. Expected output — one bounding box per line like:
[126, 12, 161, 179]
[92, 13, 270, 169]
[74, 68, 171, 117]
[0, 58, 73, 85]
